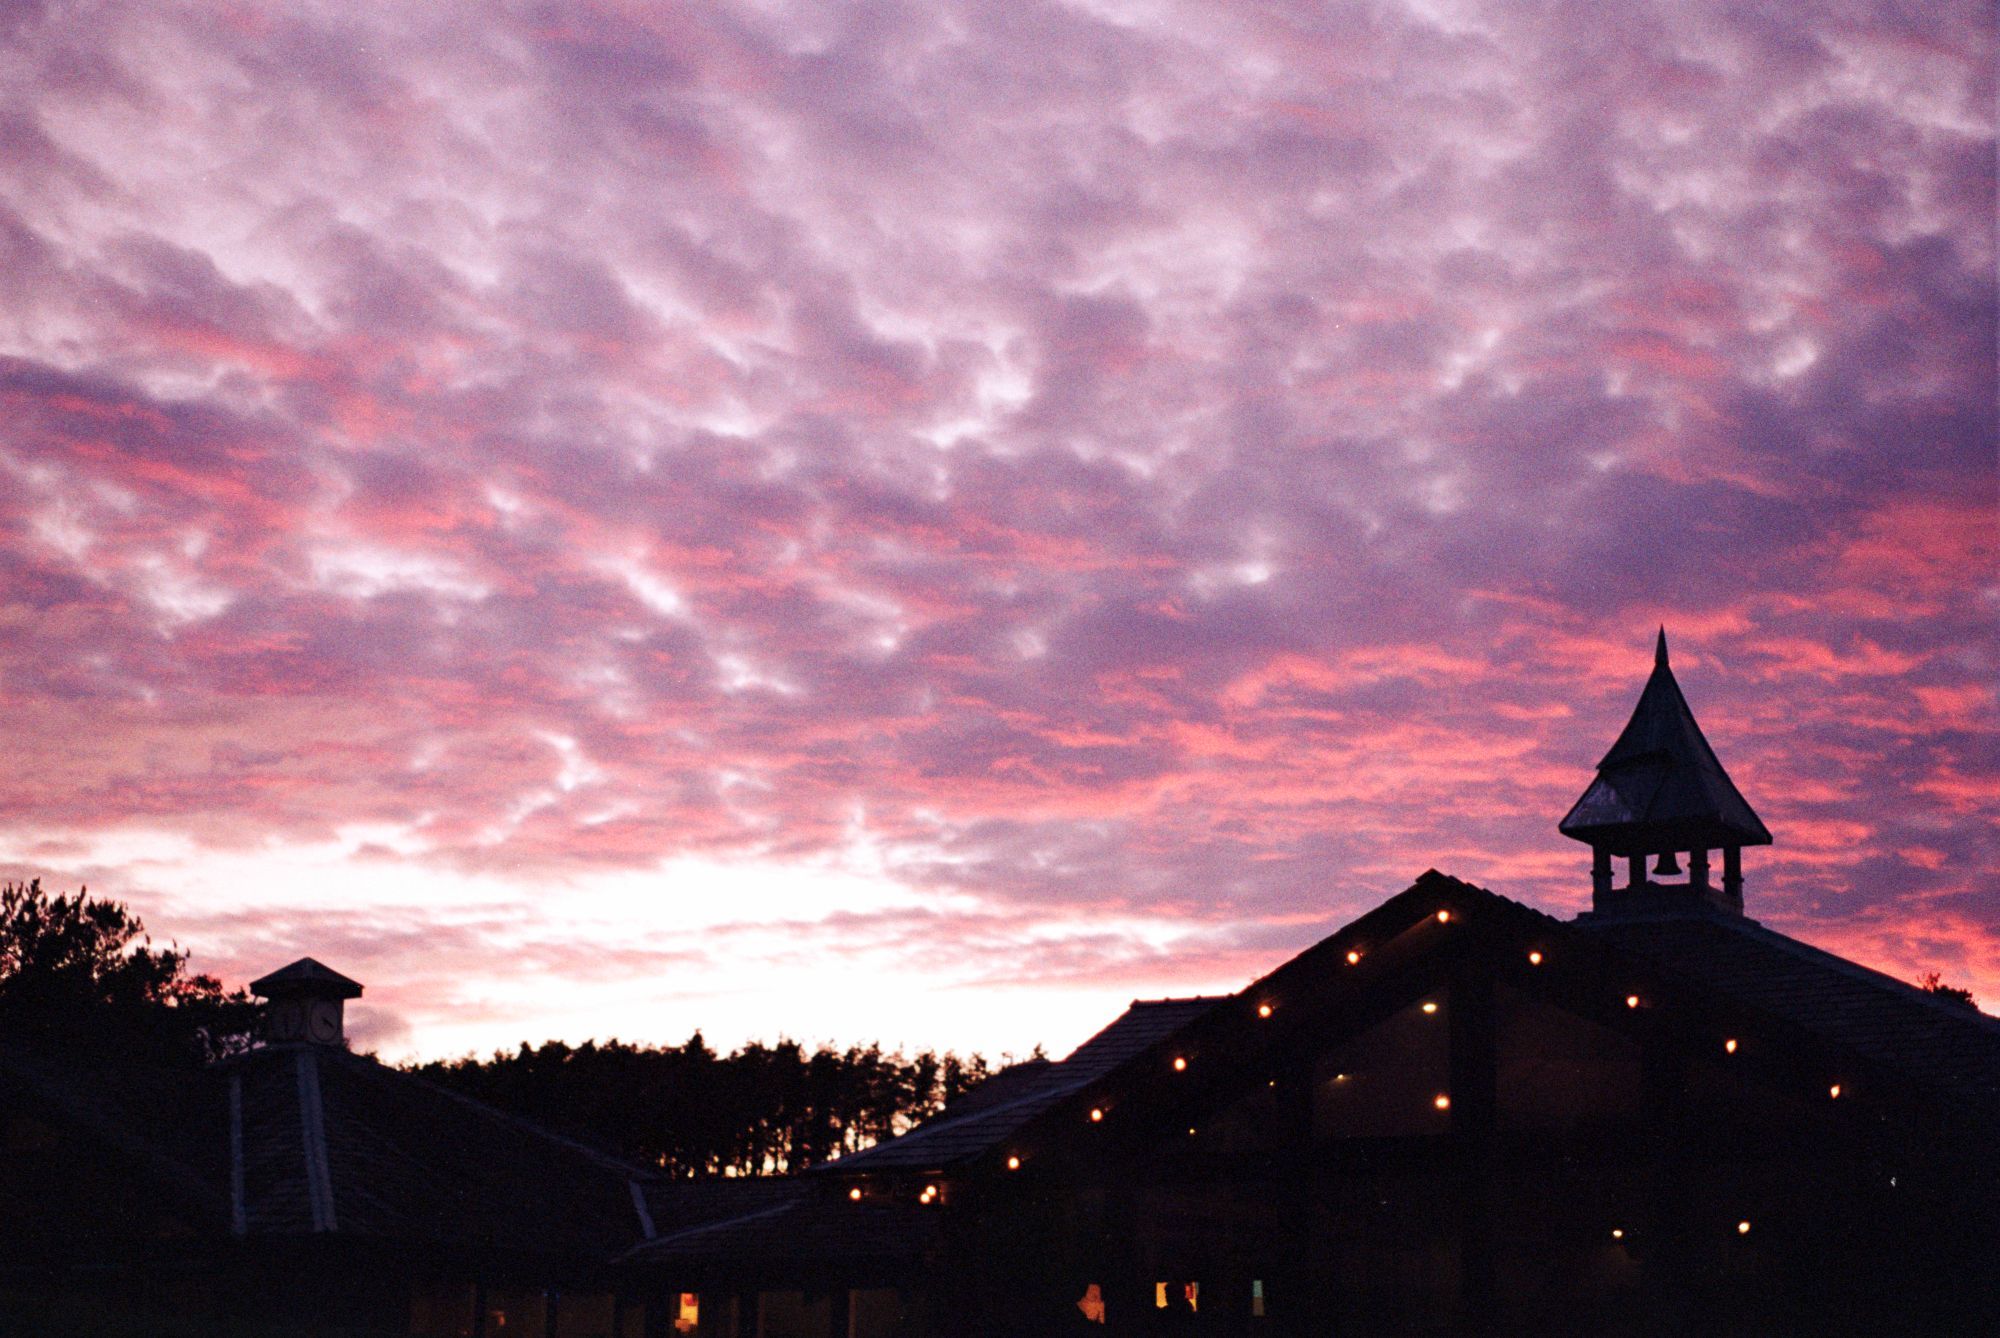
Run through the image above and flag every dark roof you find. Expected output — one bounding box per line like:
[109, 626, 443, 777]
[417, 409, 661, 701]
[1580, 909, 2000, 1111]
[1560, 630, 1771, 855]
[826, 996, 1220, 1172]
[228, 1044, 655, 1256]
[249, 958, 363, 1000]
[621, 1187, 937, 1272]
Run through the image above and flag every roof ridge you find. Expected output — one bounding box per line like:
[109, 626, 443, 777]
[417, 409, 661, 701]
[1719, 916, 2000, 1034]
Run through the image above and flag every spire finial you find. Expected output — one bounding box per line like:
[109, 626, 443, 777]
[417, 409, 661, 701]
[1655, 626, 1669, 669]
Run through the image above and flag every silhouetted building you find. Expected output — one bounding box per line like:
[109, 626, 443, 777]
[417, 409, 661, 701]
[4, 636, 1996, 1336]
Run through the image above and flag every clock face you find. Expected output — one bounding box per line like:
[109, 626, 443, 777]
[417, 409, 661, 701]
[268, 999, 307, 1042]
[308, 1000, 343, 1044]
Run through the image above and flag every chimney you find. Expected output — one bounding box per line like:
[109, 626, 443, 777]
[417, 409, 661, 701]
[250, 958, 364, 1046]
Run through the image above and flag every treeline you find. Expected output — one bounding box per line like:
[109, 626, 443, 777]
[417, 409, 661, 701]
[410, 1036, 999, 1176]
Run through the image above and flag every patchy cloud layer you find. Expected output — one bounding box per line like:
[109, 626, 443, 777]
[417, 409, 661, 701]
[2, 0, 1993, 1058]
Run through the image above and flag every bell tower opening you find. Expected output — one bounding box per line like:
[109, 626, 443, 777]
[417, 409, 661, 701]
[1560, 630, 1771, 918]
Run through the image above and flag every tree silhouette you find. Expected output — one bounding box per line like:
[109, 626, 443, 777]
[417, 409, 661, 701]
[0, 879, 256, 1063]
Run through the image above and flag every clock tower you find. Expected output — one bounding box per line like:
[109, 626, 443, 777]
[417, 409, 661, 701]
[250, 957, 364, 1046]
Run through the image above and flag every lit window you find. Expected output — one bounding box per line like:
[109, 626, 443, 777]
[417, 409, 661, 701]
[1346, 950, 1361, 965]
[675, 1293, 699, 1334]
[1251, 1279, 1266, 1318]
[1185, 1283, 1199, 1312]
[1737, 1220, 1752, 1235]
[1155, 1283, 1169, 1309]
[1172, 1056, 1187, 1072]
[1724, 1038, 1738, 1054]
[1421, 1002, 1438, 1015]
[1527, 951, 1543, 966]
[1077, 1284, 1106, 1324]
[1434, 1093, 1451, 1110]
[1006, 1155, 1021, 1171]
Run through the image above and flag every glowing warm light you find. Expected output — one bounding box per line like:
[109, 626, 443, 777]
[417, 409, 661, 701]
[1346, 950, 1361, 965]
[1611, 1228, 1625, 1240]
[1258, 1003, 1273, 1018]
[1421, 1002, 1438, 1015]
[1737, 1220, 1752, 1235]
[848, 1187, 862, 1201]
[1724, 1038, 1738, 1054]
[1436, 910, 1451, 923]
[1527, 951, 1543, 966]
[1089, 1107, 1105, 1122]
[1626, 995, 1641, 1009]
[1334, 1072, 1348, 1082]
[1172, 1056, 1187, 1072]
[921, 1185, 937, 1201]
[1006, 1155, 1021, 1171]
[1433, 1094, 1451, 1110]
[1187, 1126, 1197, 1137]
[1829, 1084, 1842, 1099]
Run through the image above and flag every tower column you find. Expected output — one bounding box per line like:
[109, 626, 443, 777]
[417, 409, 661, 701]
[1722, 846, 1742, 905]
[1689, 848, 1710, 890]
[1627, 855, 1646, 891]
[1591, 847, 1612, 899]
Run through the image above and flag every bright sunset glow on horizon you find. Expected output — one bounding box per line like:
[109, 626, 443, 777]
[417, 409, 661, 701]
[2, 0, 1993, 1062]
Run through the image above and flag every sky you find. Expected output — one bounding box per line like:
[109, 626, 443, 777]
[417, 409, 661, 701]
[1, 0, 1993, 1063]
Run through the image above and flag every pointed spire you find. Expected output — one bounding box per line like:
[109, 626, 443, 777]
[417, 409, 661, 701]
[1561, 632, 1770, 916]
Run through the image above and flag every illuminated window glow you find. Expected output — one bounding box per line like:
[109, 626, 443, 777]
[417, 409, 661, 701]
[1251, 1279, 1265, 1318]
[675, 1293, 699, 1334]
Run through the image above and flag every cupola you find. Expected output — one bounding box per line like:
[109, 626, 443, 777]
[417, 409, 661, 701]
[249, 957, 363, 1046]
[1561, 630, 1770, 916]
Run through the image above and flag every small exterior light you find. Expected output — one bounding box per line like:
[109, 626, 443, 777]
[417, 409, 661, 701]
[1346, 950, 1361, 965]
[1421, 1001, 1438, 1015]
[1737, 1220, 1751, 1235]
[1172, 1056, 1188, 1072]
[1436, 909, 1451, 923]
[1829, 1084, 1842, 1099]
[1433, 1093, 1451, 1110]
[1625, 994, 1641, 1009]
[920, 1185, 938, 1204]
[1611, 1228, 1624, 1240]
[1187, 1126, 1197, 1137]
[848, 1187, 862, 1201]
[1527, 951, 1543, 966]
[1334, 1072, 1348, 1082]
[1724, 1038, 1738, 1054]
[1089, 1107, 1105, 1122]
[1258, 1002, 1273, 1018]
[1006, 1155, 1021, 1171]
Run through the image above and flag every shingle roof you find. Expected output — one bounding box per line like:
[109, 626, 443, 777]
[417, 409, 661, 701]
[248, 957, 363, 1000]
[826, 997, 1221, 1172]
[1579, 909, 2000, 1111]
